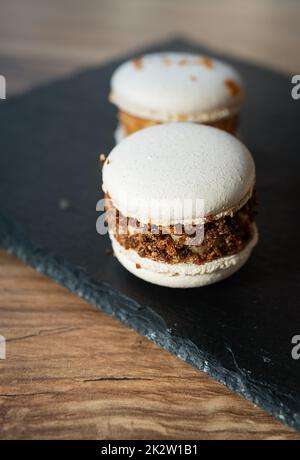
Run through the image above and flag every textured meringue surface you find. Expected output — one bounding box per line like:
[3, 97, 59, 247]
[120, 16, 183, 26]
[102, 122, 255, 225]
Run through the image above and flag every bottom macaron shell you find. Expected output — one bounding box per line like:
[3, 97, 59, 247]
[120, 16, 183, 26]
[109, 225, 258, 288]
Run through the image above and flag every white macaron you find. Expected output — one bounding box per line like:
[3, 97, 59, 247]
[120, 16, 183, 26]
[110, 52, 245, 140]
[102, 123, 257, 288]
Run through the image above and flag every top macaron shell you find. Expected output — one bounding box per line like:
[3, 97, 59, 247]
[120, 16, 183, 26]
[102, 123, 255, 226]
[110, 52, 244, 122]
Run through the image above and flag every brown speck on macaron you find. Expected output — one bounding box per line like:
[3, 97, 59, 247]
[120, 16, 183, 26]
[224, 79, 240, 96]
[199, 56, 214, 69]
[136, 263, 141, 269]
[178, 58, 188, 66]
[132, 57, 143, 69]
[161, 56, 172, 65]
[190, 75, 198, 81]
[106, 159, 110, 165]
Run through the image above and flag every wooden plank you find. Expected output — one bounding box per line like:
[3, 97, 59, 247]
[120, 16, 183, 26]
[0, 251, 299, 440]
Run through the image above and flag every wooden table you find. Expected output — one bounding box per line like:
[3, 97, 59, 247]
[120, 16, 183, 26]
[0, 0, 299, 440]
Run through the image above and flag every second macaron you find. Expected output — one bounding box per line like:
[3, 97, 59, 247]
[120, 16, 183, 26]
[110, 52, 245, 142]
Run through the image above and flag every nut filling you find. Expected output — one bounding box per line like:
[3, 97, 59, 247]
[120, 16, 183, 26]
[105, 193, 257, 265]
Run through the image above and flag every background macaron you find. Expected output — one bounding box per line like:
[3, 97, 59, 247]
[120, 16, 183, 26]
[110, 52, 245, 140]
[102, 123, 257, 288]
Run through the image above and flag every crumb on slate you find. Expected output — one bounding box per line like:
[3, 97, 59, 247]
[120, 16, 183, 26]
[58, 198, 70, 210]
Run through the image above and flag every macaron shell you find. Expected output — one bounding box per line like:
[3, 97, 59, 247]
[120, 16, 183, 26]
[110, 52, 244, 122]
[114, 124, 125, 144]
[110, 225, 258, 288]
[102, 123, 255, 225]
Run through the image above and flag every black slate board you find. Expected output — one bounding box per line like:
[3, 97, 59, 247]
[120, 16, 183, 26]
[1, 38, 300, 431]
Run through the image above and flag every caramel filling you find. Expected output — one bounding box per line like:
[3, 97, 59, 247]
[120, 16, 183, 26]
[119, 111, 239, 136]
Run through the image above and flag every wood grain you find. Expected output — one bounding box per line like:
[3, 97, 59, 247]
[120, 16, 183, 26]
[0, 0, 299, 440]
[0, 251, 299, 440]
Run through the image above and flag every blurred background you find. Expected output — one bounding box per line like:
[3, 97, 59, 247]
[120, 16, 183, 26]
[0, 0, 299, 97]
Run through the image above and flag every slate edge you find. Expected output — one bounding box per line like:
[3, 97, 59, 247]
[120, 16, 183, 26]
[0, 215, 299, 433]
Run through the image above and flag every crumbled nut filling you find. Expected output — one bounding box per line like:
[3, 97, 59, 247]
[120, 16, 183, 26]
[178, 113, 189, 121]
[105, 193, 257, 265]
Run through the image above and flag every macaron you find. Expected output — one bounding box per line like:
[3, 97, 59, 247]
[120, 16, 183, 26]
[110, 52, 245, 142]
[102, 123, 257, 288]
